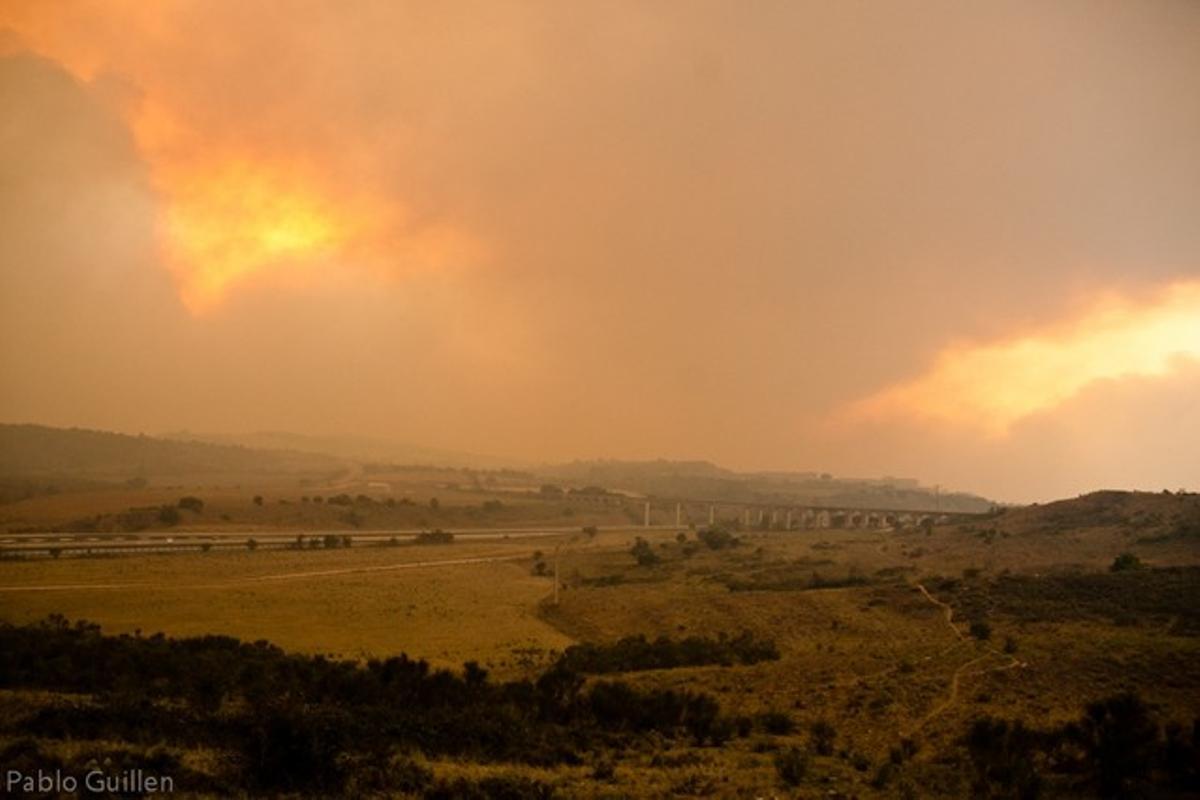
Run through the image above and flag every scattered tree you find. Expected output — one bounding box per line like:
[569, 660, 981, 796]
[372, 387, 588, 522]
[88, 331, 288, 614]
[177, 496, 204, 513]
[1110, 552, 1144, 572]
[630, 537, 660, 566]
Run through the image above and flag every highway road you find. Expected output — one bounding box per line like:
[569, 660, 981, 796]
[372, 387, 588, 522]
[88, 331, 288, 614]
[0, 524, 679, 557]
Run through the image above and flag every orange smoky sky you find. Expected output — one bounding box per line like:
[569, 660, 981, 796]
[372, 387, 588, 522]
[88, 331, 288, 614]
[1, 0, 1198, 501]
[847, 280, 1200, 436]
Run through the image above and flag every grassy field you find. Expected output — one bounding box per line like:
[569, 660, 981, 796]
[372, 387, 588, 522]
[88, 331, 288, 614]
[1, 491, 1198, 796]
[0, 537, 601, 675]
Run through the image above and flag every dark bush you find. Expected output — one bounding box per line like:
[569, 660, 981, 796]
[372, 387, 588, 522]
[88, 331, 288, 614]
[556, 632, 779, 674]
[970, 620, 993, 641]
[1068, 692, 1158, 797]
[774, 747, 808, 786]
[697, 526, 738, 550]
[630, 537, 660, 566]
[965, 717, 1043, 799]
[426, 774, 556, 799]
[177, 496, 204, 513]
[757, 710, 795, 735]
[810, 719, 836, 755]
[1110, 552, 1143, 572]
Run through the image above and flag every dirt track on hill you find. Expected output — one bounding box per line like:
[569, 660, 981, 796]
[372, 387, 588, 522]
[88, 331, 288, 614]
[907, 582, 1027, 733]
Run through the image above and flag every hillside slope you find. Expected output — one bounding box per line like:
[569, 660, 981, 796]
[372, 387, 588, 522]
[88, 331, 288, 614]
[0, 424, 345, 482]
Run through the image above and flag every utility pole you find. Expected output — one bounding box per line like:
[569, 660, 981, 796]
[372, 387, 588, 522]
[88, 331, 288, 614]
[644, 501, 651, 527]
[675, 502, 682, 527]
[709, 505, 715, 525]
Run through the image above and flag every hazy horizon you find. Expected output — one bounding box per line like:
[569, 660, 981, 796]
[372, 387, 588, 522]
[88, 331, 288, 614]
[3, 1, 1199, 503]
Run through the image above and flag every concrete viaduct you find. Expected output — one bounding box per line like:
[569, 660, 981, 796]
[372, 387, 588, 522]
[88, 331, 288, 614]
[634, 497, 983, 531]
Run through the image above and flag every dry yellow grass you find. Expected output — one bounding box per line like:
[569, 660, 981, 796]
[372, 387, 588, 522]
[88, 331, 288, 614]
[0, 541, 576, 676]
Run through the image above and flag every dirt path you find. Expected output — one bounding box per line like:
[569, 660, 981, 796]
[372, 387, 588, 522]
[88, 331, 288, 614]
[915, 581, 967, 641]
[906, 582, 1027, 733]
[0, 552, 531, 593]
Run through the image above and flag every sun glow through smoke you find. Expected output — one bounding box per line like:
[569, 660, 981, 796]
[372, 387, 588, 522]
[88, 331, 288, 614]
[161, 160, 365, 310]
[0, 5, 479, 314]
[849, 280, 1200, 435]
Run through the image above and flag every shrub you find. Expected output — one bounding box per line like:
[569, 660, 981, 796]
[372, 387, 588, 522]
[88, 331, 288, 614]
[556, 632, 779, 674]
[177, 496, 204, 513]
[774, 747, 808, 786]
[697, 526, 738, 550]
[239, 702, 353, 794]
[969, 620, 993, 641]
[630, 537, 660, 566]
[965, 717, 1043, 799]
[1068, 691, 1158, 796]
[810, 720, 836, 755]
[1110, 552, 1143, 572]
[758, 710, 795, 735]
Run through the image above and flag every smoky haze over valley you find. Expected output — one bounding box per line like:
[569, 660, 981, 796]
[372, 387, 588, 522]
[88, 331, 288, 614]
[2, 1, 1199, 502]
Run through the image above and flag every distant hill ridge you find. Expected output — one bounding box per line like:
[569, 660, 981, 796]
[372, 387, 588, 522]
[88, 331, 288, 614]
[0, 424, 994, 512]
[541, 459, 993, 513]
[0, 423, 344, 480]
[162, 430, 518, 470]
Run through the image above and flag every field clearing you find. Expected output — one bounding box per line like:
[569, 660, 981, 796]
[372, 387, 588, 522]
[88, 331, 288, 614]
[0, 540, 585, 675]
